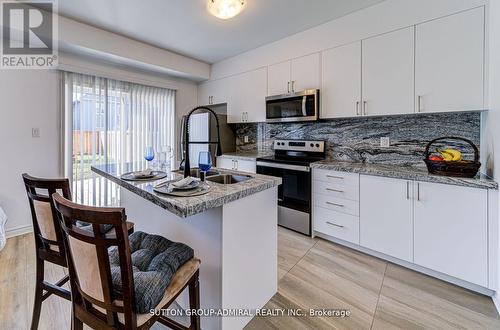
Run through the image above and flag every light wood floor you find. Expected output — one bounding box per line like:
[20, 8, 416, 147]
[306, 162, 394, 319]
[1, 228, 499, 330]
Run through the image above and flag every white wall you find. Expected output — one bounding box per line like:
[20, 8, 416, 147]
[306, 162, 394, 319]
[210, 0, 485, 80]
[0, 69, 60, 237]
[0, 55, 198, 237]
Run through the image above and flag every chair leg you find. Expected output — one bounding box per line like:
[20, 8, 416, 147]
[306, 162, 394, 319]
[71, 307, 83, 330]
[30, 257, 44, 330]
[188, 271, 200, 330]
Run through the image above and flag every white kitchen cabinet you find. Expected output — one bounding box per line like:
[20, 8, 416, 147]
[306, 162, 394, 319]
[235, 159, 257, 173]
[359, 175, 414, 262]
[321, 42, 361, 118]
[198, 78, 230, 106]
[362, 27, 415, 116]
[216, 157, 235, 171]
[217, 157, 256, 173]
[228, 67, 267, 123]
[415, 7, 484, 113]
[290, 53, 321, 93]
[267, 60, 291, 96]
[314, 207, 359, 244]
[413, 181, 488, 287]
[267, 53, 320, 96]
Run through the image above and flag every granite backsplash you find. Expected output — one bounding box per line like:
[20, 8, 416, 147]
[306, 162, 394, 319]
[231, 112, 481, 167]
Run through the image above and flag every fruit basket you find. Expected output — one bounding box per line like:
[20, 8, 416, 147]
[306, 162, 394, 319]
[423, 136, 481, 178]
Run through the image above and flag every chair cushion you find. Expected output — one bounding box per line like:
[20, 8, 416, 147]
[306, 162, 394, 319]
[108, 231, 194, 314]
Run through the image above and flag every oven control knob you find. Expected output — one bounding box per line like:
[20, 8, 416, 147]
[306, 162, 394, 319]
[310, 143, 314, 147]
[316, 143, 320, 148]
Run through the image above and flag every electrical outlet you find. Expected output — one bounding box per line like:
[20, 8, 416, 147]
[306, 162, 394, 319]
[380, 137, 390, 148]
[244, 136, 249, 143]
[32, 128, 40, 138]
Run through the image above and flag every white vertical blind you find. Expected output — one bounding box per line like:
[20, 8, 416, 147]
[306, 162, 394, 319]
[63, 71, 175, 206]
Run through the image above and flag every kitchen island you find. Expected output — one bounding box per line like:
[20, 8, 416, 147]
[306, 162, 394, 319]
[92, 164, 281, 330]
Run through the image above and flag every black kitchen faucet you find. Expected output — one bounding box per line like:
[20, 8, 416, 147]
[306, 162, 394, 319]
[182, 106, 223, 178]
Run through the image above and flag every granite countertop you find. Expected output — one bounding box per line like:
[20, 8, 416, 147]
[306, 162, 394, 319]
[91, 164, 282, 218]
[311, 160, 498, 190]
[217, 150, 272, 161]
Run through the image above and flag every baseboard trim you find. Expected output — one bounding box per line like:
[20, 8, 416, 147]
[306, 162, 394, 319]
[6, 224, 33, 238]
[493, 293, 500, 315]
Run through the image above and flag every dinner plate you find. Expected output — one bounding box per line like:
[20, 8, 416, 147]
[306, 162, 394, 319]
[153, 181, 211, 197]
[171, 180, 200, 190]
[120, 171, 168, 181]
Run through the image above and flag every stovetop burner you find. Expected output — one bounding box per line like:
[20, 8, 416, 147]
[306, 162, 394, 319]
[256, 139, 326, 166]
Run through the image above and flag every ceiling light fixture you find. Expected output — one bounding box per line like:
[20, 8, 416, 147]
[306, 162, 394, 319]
[207, 0, 246, 20]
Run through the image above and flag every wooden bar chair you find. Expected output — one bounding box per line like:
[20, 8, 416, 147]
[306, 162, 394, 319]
[22, 173, 134, 330]
[52, 192, 201, 330]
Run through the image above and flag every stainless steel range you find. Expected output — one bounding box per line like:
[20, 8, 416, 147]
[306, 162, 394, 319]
[256, 139, 325, 236]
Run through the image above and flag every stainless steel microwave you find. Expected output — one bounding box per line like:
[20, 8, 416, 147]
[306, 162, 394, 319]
[265, 89, 319, 123]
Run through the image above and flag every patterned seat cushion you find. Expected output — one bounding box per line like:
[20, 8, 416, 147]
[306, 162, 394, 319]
[108, 231, 194, 314]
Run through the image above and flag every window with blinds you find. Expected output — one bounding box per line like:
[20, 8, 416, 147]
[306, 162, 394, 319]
[62, 72, 175, 206]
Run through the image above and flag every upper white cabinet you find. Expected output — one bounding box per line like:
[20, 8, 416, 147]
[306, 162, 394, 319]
[362, 27, 415, 116]
[227, 67, 267, 123]
[267, 53, 320, 96]
[290, 53, 321, 92]
[201, 7, 485, 119]
[413, 181, 488, 287]
[321, 42, 361, 118]
[267, 60, 291, 96]
[359, 175, 414, 262]
[198, 78, 230, 106]
[415, 7, 484, 113]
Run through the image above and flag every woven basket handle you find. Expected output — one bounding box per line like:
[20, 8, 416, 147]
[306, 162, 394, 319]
[424, 136, 479, 162]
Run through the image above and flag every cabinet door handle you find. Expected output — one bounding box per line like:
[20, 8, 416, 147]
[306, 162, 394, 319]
[417, 95, 423, 112]
[326, 188, 344, 193]
[417, 182, 420, 201]
[406, 181, 410, 200]
[326, 175, 344, 179]
[287, 81, 290, 93]
[356, 101, 360, 116]
[235, 160, 238, 170]
[326, 221, 344, 228]
[291, 80, 295, 92]
[326, 201, 344, 207]
[363, 101, 367, 115]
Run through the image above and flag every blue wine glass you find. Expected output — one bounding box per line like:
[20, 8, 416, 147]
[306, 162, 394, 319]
[198, 151, 212, 172]
[144, 146, 155, 169]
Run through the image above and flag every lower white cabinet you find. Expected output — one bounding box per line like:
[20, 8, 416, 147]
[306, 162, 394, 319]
[314, 170, 491, 289]
[216, 157, 256, 173]
[314, 207, 359, 244]
[359, 175, 414, 262]
[413, 181, 488, 287]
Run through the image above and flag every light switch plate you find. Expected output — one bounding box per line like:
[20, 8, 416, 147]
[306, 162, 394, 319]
[380, 137, 390, 148]
[244, 136, 249, 143]
[32, 128, 40, 138]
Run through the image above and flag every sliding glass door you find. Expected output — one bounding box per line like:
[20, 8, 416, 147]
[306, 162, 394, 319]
[63, 72, 175, 206]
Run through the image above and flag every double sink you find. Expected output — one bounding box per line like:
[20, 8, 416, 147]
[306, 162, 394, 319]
[173, 168, 253, 185]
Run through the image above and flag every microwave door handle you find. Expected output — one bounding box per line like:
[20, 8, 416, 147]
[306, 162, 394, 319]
[302, 96, 307, 116]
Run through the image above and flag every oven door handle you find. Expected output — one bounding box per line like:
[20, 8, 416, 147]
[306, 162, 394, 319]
[256, 161, 310, 172]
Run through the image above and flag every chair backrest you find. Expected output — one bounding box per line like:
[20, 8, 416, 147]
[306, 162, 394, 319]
[22, 173, 72, 255]
[52, 192, 138, 328]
